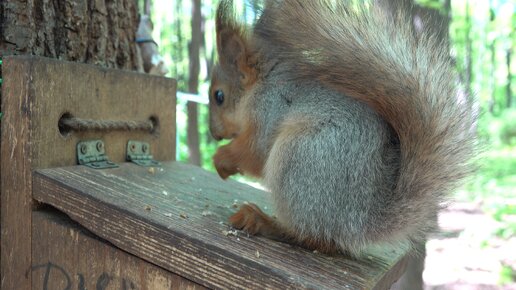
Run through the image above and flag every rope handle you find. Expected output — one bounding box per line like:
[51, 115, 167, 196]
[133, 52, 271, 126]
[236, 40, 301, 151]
[59, 115, 157, 134]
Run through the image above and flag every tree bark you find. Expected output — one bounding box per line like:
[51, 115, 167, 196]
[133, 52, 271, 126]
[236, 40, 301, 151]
[144, 0, 151, 16]
[507, 48, 513, 108]
[0, 0, 141, 70]
[187, 0, 202, 166]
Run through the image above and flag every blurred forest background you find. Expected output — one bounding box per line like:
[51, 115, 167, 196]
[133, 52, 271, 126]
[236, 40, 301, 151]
[140, 0, 515, 288]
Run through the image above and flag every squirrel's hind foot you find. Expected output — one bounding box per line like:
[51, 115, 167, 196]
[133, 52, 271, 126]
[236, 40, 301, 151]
[229, 203, 339, 254]
[229, 203, 277, 236]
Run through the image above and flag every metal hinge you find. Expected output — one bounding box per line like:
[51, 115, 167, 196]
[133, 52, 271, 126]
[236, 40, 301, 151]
[126, 140, 160, 167]
[77, 140, 118, 169]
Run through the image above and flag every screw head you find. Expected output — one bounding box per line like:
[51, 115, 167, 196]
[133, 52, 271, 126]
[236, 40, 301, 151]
[142, 144, 148, 153]
[80, 144, 88, 154]
[96, 141, 104, 152]
[130, 143, 137, 152]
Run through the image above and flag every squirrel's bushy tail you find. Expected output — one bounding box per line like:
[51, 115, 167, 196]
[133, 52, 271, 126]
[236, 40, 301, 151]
[256, 0, 477, 241]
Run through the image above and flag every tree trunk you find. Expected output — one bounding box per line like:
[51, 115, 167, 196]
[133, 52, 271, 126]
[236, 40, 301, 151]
[186, 0, 202, 166]
[465, 0, 475, 111]
[0, 0, 141, 70]
[507, 47, 513, 108]
[144, 0, 151, 16]
[172, 0, 183, 82]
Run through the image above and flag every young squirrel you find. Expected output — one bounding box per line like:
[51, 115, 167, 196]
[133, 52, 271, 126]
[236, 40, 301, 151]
[209, 0, 476, 256]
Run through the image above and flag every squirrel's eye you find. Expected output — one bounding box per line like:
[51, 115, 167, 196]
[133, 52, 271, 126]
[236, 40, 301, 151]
[214, 90, 224, 105]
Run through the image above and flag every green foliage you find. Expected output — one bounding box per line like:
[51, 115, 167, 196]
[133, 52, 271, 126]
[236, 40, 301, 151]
[500, 109, 516, 145]
[458, 123, 515, 279]
[459, 147, 516, 201]
[415, 0, 448, 12]
[449, 0, 515, 115]
[492, 205, 516, 239]
[499, 264, 516, 285]
[446, 2, 516, 264]
[477, 109, 516, 146]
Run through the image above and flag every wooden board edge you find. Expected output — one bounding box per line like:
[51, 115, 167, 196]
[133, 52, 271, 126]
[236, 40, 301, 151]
[372, 254, 409, 290]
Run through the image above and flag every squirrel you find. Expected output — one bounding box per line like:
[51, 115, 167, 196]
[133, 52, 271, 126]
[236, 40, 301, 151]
[208, 0, 476, 256]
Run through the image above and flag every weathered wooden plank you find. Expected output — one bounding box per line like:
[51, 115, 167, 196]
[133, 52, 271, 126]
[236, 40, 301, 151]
[33, 161, 408, 289]
[32, 210, 205, 290]
[1, 55, 33, 290]
[1, 55, 176, 289]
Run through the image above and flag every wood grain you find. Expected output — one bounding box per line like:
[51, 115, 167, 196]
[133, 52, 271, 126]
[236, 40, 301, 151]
[32, 210, 205, 290]
[33, 161, 408, 290]
[24, 55, 176, 168]
[1, 55, 176, 289]
[1, 55, 33, 290]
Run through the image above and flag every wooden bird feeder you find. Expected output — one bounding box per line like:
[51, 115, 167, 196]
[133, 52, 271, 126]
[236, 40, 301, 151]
[0, 56, 408, 290]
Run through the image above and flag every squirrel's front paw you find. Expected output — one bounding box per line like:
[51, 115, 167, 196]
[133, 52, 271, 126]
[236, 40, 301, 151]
[213, 148, 240, 179]
[214, 162, 239, 180]
[229, 203, 274, 235]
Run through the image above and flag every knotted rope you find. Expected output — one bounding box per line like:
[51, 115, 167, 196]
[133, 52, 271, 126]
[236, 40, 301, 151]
[59, 117, 156, 133]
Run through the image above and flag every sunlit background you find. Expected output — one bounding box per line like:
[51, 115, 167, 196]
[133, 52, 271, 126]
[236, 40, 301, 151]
[142, 0, 515, 288]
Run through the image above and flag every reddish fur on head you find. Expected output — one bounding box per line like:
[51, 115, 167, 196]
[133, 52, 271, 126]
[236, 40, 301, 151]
[208, 66, 243, 140]
[209, 0, 264, 179]
[209, 0, 257, 141]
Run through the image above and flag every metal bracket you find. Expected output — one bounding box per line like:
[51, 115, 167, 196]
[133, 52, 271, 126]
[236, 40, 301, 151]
[126, 140, 161, 167]
[77, 140, 118, 169]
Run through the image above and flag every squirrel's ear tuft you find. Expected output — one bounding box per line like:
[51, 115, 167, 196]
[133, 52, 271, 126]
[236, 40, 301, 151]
[215, 1, 256, 86]
[216, 0, 235, 32]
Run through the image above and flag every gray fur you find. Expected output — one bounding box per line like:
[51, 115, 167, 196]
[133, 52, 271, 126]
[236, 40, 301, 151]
[251, 64, 402, 254]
